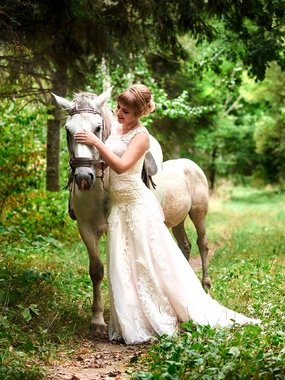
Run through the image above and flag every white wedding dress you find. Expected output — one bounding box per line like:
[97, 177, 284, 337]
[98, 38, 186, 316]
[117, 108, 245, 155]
[105, 126, 260, 345]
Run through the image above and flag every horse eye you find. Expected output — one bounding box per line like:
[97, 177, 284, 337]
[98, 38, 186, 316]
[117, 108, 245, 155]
[95, 126, 101, 133]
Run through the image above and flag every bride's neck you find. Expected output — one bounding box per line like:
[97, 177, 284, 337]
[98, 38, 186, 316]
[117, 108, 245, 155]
[121, 122, 140, 134]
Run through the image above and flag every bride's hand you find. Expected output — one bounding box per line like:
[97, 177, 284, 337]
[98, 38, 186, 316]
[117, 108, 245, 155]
[74, 131, 99, 146]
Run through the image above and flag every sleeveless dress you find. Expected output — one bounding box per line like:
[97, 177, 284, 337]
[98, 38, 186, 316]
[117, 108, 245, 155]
[105, 126, 260, 345]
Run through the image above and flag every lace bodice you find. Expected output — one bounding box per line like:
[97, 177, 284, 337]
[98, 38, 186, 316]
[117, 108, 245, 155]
[105, 126, 148, 204]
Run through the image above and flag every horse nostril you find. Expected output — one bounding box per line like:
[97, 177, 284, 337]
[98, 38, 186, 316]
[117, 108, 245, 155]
[74, 170, 95, 191]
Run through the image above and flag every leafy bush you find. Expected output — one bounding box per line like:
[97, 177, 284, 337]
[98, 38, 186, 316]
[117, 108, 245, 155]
[0, 99, 48, 216]
[133, 320, 285, 379]
[2, 190, 76, 241]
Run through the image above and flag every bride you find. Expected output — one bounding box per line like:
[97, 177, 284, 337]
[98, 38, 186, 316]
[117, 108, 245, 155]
[74, 84, 261, 345]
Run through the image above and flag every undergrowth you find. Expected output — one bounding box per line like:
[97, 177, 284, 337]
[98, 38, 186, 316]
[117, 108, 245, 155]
[130, 186, 285, 379]
[0, 186, 284, 379]
[0, 190, 108, 379]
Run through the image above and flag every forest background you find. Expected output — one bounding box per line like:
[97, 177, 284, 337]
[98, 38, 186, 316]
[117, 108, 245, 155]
[1, 0, 285, 202]
[0, 1, 285, 379]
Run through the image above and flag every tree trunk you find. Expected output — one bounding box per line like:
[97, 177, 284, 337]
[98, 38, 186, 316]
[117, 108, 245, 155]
[46, 67, 68, 191]
[46, 108, 60, 191]
[208, 147, 217, 193]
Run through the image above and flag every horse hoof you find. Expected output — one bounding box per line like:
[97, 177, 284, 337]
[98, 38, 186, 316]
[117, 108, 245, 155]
[90, 323, 108, 339]
[202, 277, 212, 292]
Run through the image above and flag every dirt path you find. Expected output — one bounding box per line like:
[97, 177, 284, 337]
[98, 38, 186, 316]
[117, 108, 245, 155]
[45, 254, 214, 380]
[45, 337, 146, 380]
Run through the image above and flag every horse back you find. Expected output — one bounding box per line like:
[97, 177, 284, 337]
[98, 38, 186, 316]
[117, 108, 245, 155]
[153, 158, 209, 227]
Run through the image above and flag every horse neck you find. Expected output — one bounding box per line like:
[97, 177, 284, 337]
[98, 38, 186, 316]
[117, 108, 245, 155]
[94, 164, 110, 193]
[101, 105, 115, 140]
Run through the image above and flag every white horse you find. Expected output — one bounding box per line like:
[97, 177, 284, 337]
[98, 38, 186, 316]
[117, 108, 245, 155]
[52, 88, 210, 332]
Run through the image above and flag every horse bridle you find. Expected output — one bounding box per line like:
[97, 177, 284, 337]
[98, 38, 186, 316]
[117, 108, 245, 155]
[64, 106, 107, 190]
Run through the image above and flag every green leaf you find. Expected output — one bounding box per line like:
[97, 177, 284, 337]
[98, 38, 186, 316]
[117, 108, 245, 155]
[228, 347, 240, 357]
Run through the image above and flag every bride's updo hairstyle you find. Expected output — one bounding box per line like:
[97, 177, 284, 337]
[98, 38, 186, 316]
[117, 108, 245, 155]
[117, 84, 155, 117]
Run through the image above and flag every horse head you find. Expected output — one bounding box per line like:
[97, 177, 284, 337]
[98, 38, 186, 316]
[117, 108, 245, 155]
[52, 88, 113, 191]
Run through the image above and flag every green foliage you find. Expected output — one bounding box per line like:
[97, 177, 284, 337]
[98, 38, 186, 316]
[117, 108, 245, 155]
[71, 53, 285, 187]
[2, 190, 76, 241]
[0, 238, 94, 379]
[1, 186, 285, 378]
[1, 185, 284, 379]
[86, 56, 215, 159]
[176, 36, 285, 187]
[130, 186, 285, 379]
[1, 0, 285, 191]
[2, 50, 285, 194]
[3, 0, 284, 80]
[195, 115, 259, 179]
[0, 196, 107, 379]
[255, 115, 278, 154]
[133, 320, 285, 379]
[241, 63, 285, 184]
[0, 99, 48, 215]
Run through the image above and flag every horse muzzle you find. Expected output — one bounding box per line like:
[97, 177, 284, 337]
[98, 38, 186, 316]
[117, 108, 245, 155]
[74, 167, 95, 191]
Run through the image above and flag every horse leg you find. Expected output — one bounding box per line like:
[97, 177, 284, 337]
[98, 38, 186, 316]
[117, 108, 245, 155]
[89, 250, 105, 330]
[189, 209, 211, 291]
[172, 220, 191, 261]
[77, 224, 106, 331]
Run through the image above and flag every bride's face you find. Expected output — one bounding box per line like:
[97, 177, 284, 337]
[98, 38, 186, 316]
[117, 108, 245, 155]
[116, 102, 138, 126]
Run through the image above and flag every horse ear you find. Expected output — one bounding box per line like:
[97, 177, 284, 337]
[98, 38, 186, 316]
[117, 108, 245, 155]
[92, 87, 113, 109]
[51, 93, 73, 109]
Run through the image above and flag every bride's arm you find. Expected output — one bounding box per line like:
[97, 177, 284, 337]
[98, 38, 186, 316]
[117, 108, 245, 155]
[74, 131, 149, 174]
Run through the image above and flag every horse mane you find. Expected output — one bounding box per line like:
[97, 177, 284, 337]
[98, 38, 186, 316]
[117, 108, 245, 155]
[100, 105, 114, 141]
[73, 91, 114, 140]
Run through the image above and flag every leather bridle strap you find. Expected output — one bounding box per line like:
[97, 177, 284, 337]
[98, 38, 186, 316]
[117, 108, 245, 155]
[69, 157, 98, 169]
[69, 108, 100, 116]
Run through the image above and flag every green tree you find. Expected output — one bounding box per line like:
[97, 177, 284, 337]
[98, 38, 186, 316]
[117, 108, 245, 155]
[0, 99, 48, 216]
[0, 0, 284, 190]
[241, 63, 285, 184]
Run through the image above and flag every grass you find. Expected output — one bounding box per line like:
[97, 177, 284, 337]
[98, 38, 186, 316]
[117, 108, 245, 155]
[0, 185, 285, 379]
[0, 190, 109, 379]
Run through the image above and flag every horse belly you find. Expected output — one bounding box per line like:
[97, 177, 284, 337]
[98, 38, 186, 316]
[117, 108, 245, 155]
[160, 161, 192, 228]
